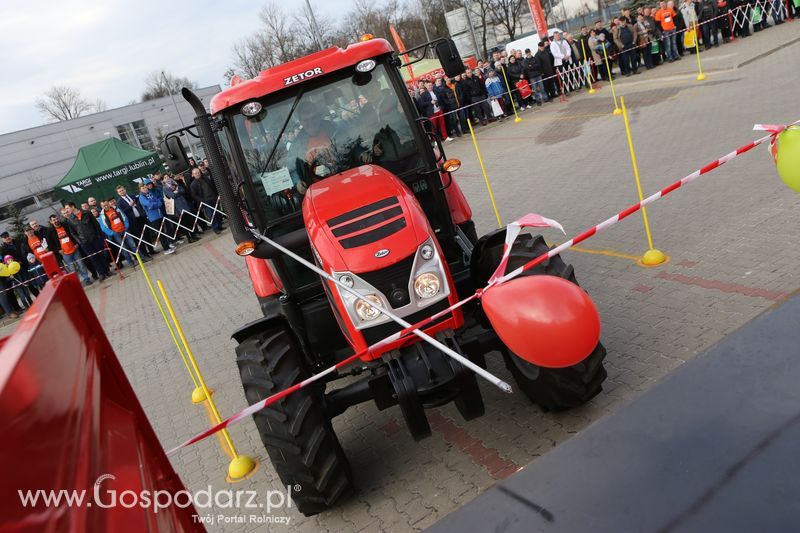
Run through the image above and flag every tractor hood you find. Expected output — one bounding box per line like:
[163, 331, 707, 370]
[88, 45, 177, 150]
[302, 165, 433, 274]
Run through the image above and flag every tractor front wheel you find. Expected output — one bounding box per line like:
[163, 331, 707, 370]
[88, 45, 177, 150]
[497, 235, 608, 412]
[235, 326, 353, 515]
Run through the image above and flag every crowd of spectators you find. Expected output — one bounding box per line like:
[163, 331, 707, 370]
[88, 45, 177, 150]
[410, 1, 791, 139]
[0, 158, 225, 320]
[2, 4, 791, 320]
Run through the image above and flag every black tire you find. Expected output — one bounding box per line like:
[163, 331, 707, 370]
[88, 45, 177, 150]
[235, 326, 353, 515]
[497, 235, 608, 412]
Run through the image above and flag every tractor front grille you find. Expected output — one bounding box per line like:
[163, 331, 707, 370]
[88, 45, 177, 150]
[361, 299, 452, 346]
[358, 255, 415, 309]
[326, 196, 406, 250]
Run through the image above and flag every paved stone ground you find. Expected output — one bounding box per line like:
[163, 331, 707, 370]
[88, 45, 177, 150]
[3, 25, 798, 532]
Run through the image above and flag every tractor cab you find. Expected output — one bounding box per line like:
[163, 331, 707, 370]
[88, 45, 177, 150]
[170, 38, 477, 363]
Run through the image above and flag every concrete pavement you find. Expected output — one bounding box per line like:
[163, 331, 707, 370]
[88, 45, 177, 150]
[3, 25, 799, 532]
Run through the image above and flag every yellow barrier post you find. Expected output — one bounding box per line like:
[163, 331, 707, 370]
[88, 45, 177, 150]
[156, 279, 256, 480]
[499, 65, 522, 123]
[692, 20, 707, 81]
[452, 86, 503, 228]
[601, 44, 622, 115]
[135, 253, 205, 403]
[580, 40, 597, 95]
[619, 97, 667, 266]
[467, 118, 504, 227]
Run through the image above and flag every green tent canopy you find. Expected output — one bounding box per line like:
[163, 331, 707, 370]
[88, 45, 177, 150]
[56, 137, 161, 205]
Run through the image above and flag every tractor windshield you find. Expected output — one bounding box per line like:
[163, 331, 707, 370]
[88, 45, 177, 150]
[232, 64, 423, 221]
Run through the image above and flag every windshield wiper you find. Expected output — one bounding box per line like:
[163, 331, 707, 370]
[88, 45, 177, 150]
[262, 86, 306, 173]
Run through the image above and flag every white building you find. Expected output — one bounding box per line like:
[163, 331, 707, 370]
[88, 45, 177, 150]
[0, 85, 221, 225]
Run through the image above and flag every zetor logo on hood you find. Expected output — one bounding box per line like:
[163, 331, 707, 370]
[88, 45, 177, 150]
[284, 67, 324, 86]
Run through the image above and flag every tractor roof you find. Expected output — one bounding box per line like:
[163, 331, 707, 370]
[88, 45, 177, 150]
[211, 39, 395, 114]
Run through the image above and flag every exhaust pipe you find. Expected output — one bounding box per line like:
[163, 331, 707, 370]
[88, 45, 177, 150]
[181, 87, 252, 246]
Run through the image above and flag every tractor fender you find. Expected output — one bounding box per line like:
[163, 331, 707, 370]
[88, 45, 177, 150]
[441, 172, 473, 225]
[469, 226, 509, 288]
[231, 313, 289, 345]
[245, 256, 282, 298]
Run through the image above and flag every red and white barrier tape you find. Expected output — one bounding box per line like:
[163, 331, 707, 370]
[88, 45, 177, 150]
[166, 121, 796, 455]
[497, 122, 797, 283]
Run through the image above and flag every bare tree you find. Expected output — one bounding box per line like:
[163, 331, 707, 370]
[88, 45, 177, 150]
[141, 70, 197, 101]
[293, 0, 329, 52]
[93, 98, 108, 113]
[487, 0, 524, 40]
[35, 86, 104, 122]
[224, 0, 457, 80]
[259, 2, 302, 63]
[347, 0, 401, 41]
[230, 32, 278, 80]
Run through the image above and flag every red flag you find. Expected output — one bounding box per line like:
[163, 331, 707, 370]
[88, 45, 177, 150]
[526, 0, 548, 39]
[389, 24, 414, 81]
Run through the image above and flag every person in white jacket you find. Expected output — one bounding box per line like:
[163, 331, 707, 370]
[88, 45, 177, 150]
[679, 0, 699, 38]
[549, 31, 573, 93]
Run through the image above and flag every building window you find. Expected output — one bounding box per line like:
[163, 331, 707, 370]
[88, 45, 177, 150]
[116, 120, 155, 151]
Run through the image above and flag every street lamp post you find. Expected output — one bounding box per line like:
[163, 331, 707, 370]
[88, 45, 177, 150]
[305, 0, 324, 51]
[162, 70, 185, 129]
[462, 0, 483, 60]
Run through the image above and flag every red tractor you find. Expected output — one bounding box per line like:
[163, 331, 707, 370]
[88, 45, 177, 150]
[164, 37, 607, 515]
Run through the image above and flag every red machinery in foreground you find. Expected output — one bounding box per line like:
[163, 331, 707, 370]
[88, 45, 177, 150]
[0, 268, 202, 532]
[161, 36, 607, 515]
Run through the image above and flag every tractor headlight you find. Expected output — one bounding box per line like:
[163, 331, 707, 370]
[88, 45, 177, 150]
[356, 59, 376, 72]
[413, 272, 441, 299]
[339, 274, 354, 288]
[241, 101, 262, 117]
[355, 293, 384, 321]
[420, 244, 434, 260]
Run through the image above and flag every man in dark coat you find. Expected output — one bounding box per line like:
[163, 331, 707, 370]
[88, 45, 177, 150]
[699, 0, 720, 49]
[189, 167, 223, 233]
[433, 77, 461, 138]
[463, 69, 491, 125]
[164, 178, 201, 243]
[453, 74, 473, 131]
[505, 56, 526, 109]
[534, 42, 557, 98]
[522, 48, 547, 104]
[1, 231, 39, 296]
[45, 213, 93, 285]
[116, 184, 154, 255]
[65, 202, 112, 281]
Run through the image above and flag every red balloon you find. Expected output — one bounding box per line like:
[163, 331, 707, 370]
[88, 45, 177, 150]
[482, 275, 601, 368]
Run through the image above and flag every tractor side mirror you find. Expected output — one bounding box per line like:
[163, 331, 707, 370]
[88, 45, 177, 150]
[435, 39, 466, 78]
[159, 136, 190, 174]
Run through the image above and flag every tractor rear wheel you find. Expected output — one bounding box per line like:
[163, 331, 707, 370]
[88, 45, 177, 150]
[235, 326, 353, 515]
[497, 235, 608, 412]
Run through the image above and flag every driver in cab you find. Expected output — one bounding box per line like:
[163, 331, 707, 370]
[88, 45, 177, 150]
[289, 84, 406, 194]
[289, 103, 337, 193]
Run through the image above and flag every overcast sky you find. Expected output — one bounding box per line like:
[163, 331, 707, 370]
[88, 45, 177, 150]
[0, 0, 352, 135]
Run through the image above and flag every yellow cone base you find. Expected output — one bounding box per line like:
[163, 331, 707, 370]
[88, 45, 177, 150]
[228, 455, 257, 480]
[640, 249, 667, 266]
[514, 116, 522, 123]
[589, 88, 596, 94]
[613, 108, 623, 115]
[697, 73, 707, 81]
[191, 387, 209, 403]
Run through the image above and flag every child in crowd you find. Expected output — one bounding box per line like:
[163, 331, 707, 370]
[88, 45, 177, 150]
[26, 253, 46, 291]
